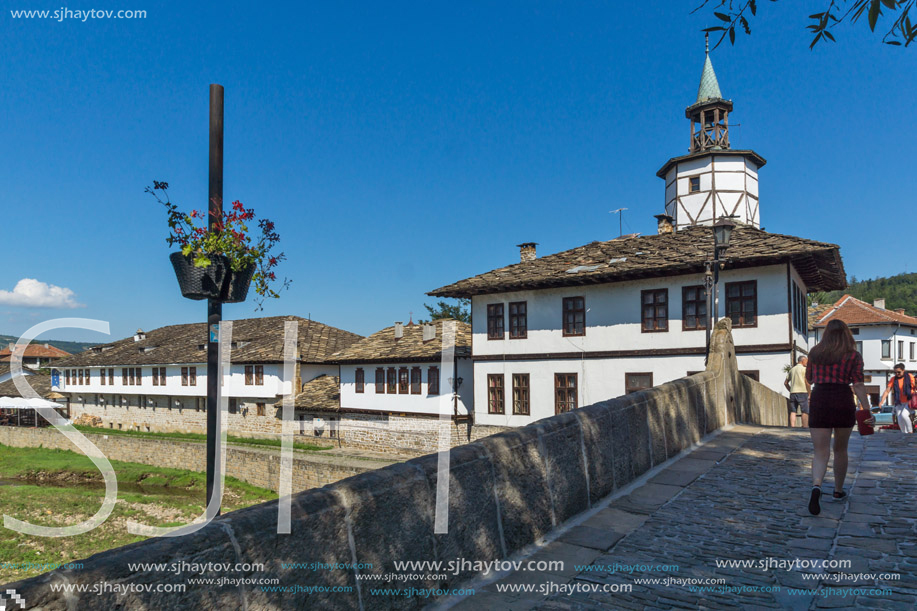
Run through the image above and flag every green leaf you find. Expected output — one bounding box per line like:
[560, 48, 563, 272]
[869, 0, 881, 31]
[714, 11, 731, 22]
[181, 245, 192, 256]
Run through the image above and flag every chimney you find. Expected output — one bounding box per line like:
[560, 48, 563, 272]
[422, 323, 436, 342]
[874, 298, 886, 310]
[654, 214, 675, 235]
[516, 242, 538, 262]
[896, 308, 906, 315]
[134, 329, 147, 342]
[394, 322, 403, 340]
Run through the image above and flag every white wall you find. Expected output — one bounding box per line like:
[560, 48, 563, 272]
[471, 264, 791, 356]
[339, 359, 473, 416]
[664, 154, 761, 228]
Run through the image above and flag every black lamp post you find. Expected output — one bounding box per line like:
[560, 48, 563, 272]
[705, 217, 737, 357]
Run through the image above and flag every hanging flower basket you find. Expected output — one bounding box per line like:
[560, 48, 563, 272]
[150, 181, 289, 308]
[221, 263, 256, 303]
[169, 252, 229, 301]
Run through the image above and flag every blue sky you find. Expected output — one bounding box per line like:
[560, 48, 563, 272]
[1, 1, 915, 342]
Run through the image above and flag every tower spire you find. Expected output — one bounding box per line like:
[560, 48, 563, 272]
[687, 36, 730, 152]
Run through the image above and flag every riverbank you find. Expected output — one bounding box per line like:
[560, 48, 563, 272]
[0, 445, 276, 585]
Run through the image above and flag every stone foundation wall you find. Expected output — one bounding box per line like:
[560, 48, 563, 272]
[301, 412, 510, 454]
[9, 320, 789, 610]
[69, 400, 509, 455]
[0, 426, 376, 494]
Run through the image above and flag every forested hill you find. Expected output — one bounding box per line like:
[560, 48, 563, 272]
[810, 273, 917, 316]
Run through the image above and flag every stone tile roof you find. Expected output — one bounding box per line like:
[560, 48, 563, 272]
[0, 374, 53, 399]
[808, 303, 833, 329]
[0, 344, 71, 361]
[329, 319, 471, 364]
[429, 225, 846, 298]
[55, 316, 362, 368]
[813, 295, 917, 328]
[276, 374, 340, 411]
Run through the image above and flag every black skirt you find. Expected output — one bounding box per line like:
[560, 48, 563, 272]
[809, 383, 856, 429]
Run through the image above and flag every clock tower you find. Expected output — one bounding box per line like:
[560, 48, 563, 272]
[657, 36, 766, 230]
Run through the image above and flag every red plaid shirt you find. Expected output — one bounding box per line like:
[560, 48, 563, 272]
[806, 351, 864, 385]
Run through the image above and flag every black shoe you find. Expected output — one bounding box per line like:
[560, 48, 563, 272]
[832, 490, 848, 500]
[809, 487, 822, 515]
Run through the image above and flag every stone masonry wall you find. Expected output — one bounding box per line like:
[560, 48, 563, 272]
[9, 320, 788, 610]
[0, 427, 375, 494]
[70, 401, 509, 455]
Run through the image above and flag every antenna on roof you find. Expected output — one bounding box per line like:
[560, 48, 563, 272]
[610, 208, 628, 238]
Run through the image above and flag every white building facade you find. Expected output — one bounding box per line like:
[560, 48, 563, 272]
[429, 46, 846, 428]
[810, 296, 917, 406]
[51, 316, 361, 437]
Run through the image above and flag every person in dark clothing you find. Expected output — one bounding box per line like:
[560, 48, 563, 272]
[804, 320, 871, 515]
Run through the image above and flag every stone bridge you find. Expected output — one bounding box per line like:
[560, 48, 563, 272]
[8, 320, 916, 610]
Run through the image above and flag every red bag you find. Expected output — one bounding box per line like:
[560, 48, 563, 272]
[856, 410, 875, 436]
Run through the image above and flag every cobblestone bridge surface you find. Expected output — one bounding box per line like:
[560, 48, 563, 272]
[449, 426, 917, 610]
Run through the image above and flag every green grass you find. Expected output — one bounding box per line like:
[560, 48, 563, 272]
[0, 444, 276, 585]
[72, 424, 333, 452]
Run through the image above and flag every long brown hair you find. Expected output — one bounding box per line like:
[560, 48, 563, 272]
[809, 319, 857, 365]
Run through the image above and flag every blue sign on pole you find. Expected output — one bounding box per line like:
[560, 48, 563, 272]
[210, 323, 220, 343]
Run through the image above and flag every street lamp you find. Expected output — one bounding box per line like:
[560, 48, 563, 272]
[705, 217, 737, 358]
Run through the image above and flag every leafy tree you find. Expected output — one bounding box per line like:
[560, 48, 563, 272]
[421, 299, 471, 324]
[809, 272, 917, 314]
[696, 0, 917, 48]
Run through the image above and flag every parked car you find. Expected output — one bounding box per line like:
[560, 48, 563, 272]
[870, 406, 917, 428]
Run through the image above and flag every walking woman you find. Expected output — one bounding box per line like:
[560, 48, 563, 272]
[804, 319, 871, 515]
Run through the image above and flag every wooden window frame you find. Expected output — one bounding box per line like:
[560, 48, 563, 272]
[512, 373, 530, 415]
[100, 368, 106, 386]
[689, 176, 700, 193]
[428, 366, 439, 395]
[882, 340, 891, 359]
[898, 340, 905, 361]
[256, 402, 266, 417]
[355, 368, 365, 393]
[410, 367, 422, 395]
[375, 368, 385, 393]
[508, 301, 528, 339]
[181, 367, 188, 386]
[554, 373, 578, 414]
[725, 280, 758, 328]
[244, 365, 254, 386]
[855, 341, 863, 355]
[682, 285, 707, 331]
[562, 297, 586, 337]
[398, 367, 409, 394]
[108, 368, 114, 385]
[78, 369, 84, 385]
[641, 289, 669, 333]
[487, 374, 505, 414]
[153, 368, 160, 386]
[189, 367, 196, 386]
[487, 303, 505, 340]
[625, 372, 654, 395]
[255, 365, 264, 386]
[386, 367, 397, 394]
[158, 367, 166, 386]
